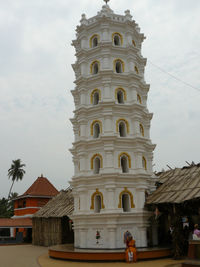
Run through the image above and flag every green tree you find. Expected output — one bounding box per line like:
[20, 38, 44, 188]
[0, 198, 12, 218]
[8, 159, 26, 199]
[9, 192, 18, 200]
[0, 193, 19, 218]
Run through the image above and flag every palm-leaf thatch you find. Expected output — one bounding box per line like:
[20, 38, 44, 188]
[147, 163, 200, 204]
[33, 187, 74, 218]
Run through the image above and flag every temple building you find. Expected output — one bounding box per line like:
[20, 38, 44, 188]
[0, 175, 58, 242]
[70, 1, 156, 249]
[12, 175, 59, 239]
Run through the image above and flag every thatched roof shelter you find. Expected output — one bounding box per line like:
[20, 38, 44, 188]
[147, 163, 200, 204]
[32, 188, 74, 246]
[146, 164, 200, 259]
[33, 187, 74, 218]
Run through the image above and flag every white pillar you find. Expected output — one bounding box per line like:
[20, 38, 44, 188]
[81, 62, 87, 76]
[10, 227, 14, 237]
[102, 28, 109, 41]
[80, 229, 87, 247]
[80, 123, 86, 138]
[103, 83, 111, 100]
[81, 37, 87, 49]
[106, 188, 115, 209]
[104, 116, 112, 135]
[108, 228, 116, 248]
[137, 188, 145, 209]
[103, 151, 114, 173]
[139, 227, 147, 247]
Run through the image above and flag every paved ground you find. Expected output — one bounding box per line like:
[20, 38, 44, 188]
[39, 254, 184, 267]
[0, 244, 47, 267]
[0, 245, 184, 267]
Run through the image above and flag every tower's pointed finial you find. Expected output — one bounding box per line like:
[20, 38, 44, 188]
[104, 0, 110, 5]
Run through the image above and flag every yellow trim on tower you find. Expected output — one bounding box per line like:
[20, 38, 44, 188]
[118, 152, 131, 168]
[132, 40, 136, 47]
[115, 88, 127, 101]
[113, 58, 125, 73]
[90, 60, 100, 74]
[135, 66, 139, 74]
[91, 154, 103, 169]
[118, 187, 135, 208]
[90, 188, 105, 210]
[142, 156, 147, 170]
[90, 89, 101, 104]
[140, 124, 144, 137]
[112, 32, 123, 45]
[137, 94, 142, 104]
[116, 118, 130, 134]
[89, 34, 100, 48]
[91, 120, 102, 135]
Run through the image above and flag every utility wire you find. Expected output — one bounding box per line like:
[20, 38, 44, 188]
[148, 60, 200, 93]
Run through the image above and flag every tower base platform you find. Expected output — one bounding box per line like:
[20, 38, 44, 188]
[49, 244, 172, 261]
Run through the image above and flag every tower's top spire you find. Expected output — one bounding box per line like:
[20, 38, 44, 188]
[104, 0, 110, 5]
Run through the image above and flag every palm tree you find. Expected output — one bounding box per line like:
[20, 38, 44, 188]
[7, 159, 26, 199]
[9, 192, 19, 200]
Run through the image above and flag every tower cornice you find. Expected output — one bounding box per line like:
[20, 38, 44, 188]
[70, 137, 156, 154]
[74, 72, 147, 88]
[74, 45, 146, 65]
[71, 172, 152, 185]
[72, 102, 152, 118]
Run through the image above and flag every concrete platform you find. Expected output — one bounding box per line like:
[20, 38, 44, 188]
[49, 244, 172, 261]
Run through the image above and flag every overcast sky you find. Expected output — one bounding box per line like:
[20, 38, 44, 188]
[0, 0, 200, 198]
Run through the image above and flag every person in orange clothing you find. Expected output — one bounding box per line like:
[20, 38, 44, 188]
[124, 230, 132, 248]
[125, 235, 137, 263]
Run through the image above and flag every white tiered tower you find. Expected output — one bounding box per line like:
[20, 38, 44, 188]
[70, 2, 156, 249]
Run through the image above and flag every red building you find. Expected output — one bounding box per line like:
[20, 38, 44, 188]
[0, 175, 58, 242]
[14, 175, 59, 217]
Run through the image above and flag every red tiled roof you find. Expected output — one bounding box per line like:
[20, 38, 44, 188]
[22, 176, 59, 197]
[0, 218, 32, 227]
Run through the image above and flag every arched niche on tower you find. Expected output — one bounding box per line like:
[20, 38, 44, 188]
[113, 59, 125, 73]
[89, 34, 100, 48]
[118, 187, 135, 210]
[90, 60, 100, 75]
[91, 153, 103, 174]
[112, 32, 123, 46]
[116, 118, 129, 137]
[90, 188, 105, 212]
[94, 195, 101, 213]
[142, 156, 147, 170]
[90, 89, 101, 105]
[91, 120, 102, 138]
[118, 152, 131, 173]
[122, 194, 130, 212]
[115, 88, 127, 104]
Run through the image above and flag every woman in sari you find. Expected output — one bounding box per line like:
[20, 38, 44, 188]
[125, 235, 137, 263]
